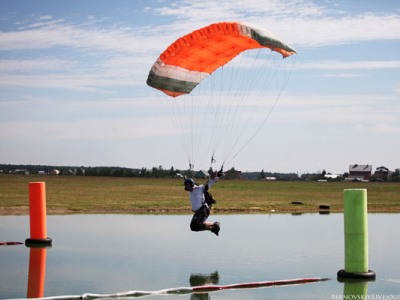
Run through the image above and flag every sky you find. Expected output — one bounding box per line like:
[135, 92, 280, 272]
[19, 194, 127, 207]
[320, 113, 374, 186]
[0, 0, 399, 174]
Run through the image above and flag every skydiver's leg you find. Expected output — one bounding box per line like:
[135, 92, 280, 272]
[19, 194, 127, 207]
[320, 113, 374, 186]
[190, 205, 210, 232]
[190, 205, 220, 235]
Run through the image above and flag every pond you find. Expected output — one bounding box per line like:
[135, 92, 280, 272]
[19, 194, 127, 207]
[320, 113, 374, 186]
[1, 213, 399, 299]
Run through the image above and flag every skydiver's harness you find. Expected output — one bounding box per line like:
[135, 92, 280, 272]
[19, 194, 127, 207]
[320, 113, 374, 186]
[203, 183, 216, 207]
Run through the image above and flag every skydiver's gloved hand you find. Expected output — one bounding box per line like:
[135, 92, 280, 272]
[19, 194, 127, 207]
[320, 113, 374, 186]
[209, 168, 224, 179]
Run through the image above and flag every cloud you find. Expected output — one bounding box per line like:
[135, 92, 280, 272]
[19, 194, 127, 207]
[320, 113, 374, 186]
[351, 123, 400, 134]
[272, 94, 400, 127]
[154, 0, 332, 21]
[150, 0, 400, 47]
[0, 55, 151, 90]
[0, 19, 153, 53]
[285, 13, 400, 47]
[0, 117, 177, 141]
[1, 1, 399, 55]
[320, 73, 367, 78]
[0, 59, 76, 72]
[0, 73, 121, 92]
[298, 60, 400, 70]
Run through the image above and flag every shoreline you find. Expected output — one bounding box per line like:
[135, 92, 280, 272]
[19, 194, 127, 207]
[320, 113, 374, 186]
[2, 206, 399, 216]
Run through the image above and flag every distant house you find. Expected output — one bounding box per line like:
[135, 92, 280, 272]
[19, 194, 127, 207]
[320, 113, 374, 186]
[348, 164, 372, 181]
[13, 169, 29, 175]
[374, 166, 391, 181]
[233, 170, 242, 180]
[50, 169, 60, 175]
[194, 170, 209, 179]
[68, 169, 77, 176]
[324, 174, 341, 180]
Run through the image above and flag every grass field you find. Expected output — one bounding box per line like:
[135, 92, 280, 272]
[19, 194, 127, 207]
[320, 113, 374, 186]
[1, 174, 400, 215]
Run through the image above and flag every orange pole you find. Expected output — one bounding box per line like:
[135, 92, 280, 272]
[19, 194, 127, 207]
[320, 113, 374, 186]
[25, 182, 52, 246]
[27, 247, 47, 298]
[29, 182, 47, 239]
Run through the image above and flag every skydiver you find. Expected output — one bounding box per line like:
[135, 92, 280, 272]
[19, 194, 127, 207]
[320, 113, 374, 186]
[184, 169, 223, 236]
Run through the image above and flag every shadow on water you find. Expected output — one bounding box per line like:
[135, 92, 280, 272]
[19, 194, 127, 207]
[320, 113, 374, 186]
[1, 214, 400, 299]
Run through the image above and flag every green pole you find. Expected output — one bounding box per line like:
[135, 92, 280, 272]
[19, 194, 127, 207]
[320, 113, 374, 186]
[344, 189, 368, 273]
[337, 189, 375, 280]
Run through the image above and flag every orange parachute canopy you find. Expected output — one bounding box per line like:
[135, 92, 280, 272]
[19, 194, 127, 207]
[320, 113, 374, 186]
[147, 21, 296, 97]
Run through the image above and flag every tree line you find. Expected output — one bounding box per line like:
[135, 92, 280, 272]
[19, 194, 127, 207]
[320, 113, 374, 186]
[1, 164, 399, 182]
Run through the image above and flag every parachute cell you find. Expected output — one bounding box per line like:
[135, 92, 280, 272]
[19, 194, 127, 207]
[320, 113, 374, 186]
[147, 22, 296, 97]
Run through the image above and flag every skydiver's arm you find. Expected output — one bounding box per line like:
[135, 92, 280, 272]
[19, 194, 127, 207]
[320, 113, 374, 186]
[205, 176, 219, 191]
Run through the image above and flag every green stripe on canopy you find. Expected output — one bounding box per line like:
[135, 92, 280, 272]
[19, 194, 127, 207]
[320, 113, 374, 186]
[147, 71, 198, 94]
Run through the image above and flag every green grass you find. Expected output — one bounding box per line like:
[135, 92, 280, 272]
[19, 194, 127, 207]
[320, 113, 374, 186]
[1, 174, 400, 215]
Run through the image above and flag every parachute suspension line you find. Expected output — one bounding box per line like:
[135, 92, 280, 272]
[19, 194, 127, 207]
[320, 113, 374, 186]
[188, 84, 206, 170]
[209, 54, 250, 168]
[154, 91, 184, 165]
[210, 64, 233, 167]
[190, 65, 232, 170]
[221, 50, 266, 164]
[191, 74, 219, 169]
[224, 53, 297, 167]
[206, 73, 223, 169]
[179, 99, 192, 169]
[161, 96, 192, 170]
[212, 62, 235, 170]
[156, 89, 198, 172]
[168, 71, 212, 171]
[217, 49, 274, 167]
[182, 69, 225, 170]
[187, 94, 195, 169]
[221, 59, 244, 155]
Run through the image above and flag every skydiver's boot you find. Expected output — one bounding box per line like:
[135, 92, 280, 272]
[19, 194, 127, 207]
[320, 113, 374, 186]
[211, 222, 220, 236]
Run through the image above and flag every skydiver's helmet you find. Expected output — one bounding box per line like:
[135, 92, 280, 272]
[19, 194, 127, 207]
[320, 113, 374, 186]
[184, 178, 195, 191]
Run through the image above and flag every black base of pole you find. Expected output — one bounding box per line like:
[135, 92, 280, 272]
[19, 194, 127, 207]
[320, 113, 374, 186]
[337, 269, 376, 281]
[25, 237, 52, 248]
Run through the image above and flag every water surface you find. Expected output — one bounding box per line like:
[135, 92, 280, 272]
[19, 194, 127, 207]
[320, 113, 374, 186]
[1, 214, 399, 299]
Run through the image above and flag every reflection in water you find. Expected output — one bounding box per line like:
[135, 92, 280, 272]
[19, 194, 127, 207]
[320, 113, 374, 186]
[337, 277, 375, 299]
[190, 271, 219, 300]
[343, 281, 369, 298]
[190, 271, 219, 286]
[26, 247, 48, 298]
